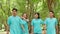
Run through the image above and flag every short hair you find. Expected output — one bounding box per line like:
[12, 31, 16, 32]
[12, 8, 17, 12]
[35, 12, 40, 19]
[50, 11, 54, 13]
[49, 11, 55, 17]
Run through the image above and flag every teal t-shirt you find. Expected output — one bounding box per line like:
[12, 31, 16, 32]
[44, 18, 58, 34]
[31, 19, 43, 33]
[20, 19, 29, 34]
[7, 16, 23, 34]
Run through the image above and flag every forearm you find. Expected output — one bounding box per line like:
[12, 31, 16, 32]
[43, 24, 46, 30]
[43, 24, 46, 34]
[31, 26, 33, 33]
[6, 25, 9, 31]
[56, 26, 58, 34]
[6, 25, 9, 34]
[21, 25, 25, 31]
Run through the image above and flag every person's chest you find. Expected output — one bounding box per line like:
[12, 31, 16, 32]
[47, 19, 56, 26]
[22, 20, 27, 24]
[33, 20, 41, 26]
[10, 17, 20, 25]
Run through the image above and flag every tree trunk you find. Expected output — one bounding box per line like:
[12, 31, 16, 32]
[47, 0, 54, 11]
[26, 0, 34, 33]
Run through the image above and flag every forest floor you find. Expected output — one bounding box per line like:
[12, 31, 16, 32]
[0, 31, 45, 34]
[0, 32, 7, 34]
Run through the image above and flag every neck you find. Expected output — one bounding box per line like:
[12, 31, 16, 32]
[35, 18, 38, 19]
[50, 16, 53, 18]
[13, 15, 17, 17]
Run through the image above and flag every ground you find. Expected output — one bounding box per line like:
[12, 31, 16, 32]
[0, 31, 45, 34]
[0, 32, 6, 34]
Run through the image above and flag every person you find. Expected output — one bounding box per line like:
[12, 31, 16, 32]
[44, 11, 58, 34]
[21, 13, 29, 34]
[31, 13, 43, 34]
[7, 8, 23, 34]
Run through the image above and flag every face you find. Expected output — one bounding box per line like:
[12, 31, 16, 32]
[49, 12, 54, 17]
[12, 10, 17, 16]
[34, 14, 38, 18]
[23, 14, 27, 18]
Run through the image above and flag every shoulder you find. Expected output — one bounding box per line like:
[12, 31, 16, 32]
[8, 16, 13, 19]
[39, 18, 43, 20]
[32, 19, 35, 21]
[45, 18, 50, 20]
[31, 19, 35, 22]
[53, 18, 57, 19]
[16, 16, 20, 18]
[16, 16, 22, 19]
[53, 18, 57, 20]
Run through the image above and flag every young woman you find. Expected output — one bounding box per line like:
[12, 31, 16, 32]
[21, 13, 29, 34]
[44, 11, 58, 34]
[31, 13, 43, 34]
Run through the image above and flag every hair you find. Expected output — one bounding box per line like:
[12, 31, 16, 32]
[49, 11, 55, 17]
[22, 13, 28, 19]
[35, 12, 40, 19]
[12, 8, 17, 12]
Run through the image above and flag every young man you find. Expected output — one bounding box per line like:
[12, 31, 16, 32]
[6, 8, 23, 34]
[44, 11, 58, 34]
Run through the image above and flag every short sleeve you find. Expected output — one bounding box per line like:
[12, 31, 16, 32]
[31, 20, 34, 26]
[44, 18, 48, 25]
[19, 17, 24, 24]
[7, 17, 11, 26]
[40, 19, 44, 24]
[55, 19, 58, 26]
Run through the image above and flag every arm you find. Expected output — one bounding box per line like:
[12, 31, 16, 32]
[43, 18, 48, 34]
[19, 17, 26, 32]
[21, 25, 25, 32]
[21, 16, 29, 22]
[6, 25, 9, 34]
[55, 19, 58, 34]
[31, 26, 33, 34]
[56, 26, 58, 34]
[6, 18, 10, 34]
[43, 24, 46, 34]
[43, 19, 46, 30]
[43, 24, 46, 30]
[31, 20, 34, 34]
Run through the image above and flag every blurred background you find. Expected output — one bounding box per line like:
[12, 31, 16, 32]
[0, 0, 60, 34]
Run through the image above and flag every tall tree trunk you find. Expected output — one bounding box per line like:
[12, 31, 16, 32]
[47, 0, 54, 11]
[26, 0, 34, 33]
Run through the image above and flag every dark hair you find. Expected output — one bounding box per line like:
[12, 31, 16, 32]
[12, 8, 17, 12]
[35, 13, 40, 19]
[49, 11, 55, 17]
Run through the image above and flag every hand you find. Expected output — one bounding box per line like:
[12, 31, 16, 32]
[21, 16, 25, 19]
[6, 31, 9, 34]
[31, 32, 33, 34]
[42, 30, 46, 34]
[56, 31, 58, 34]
